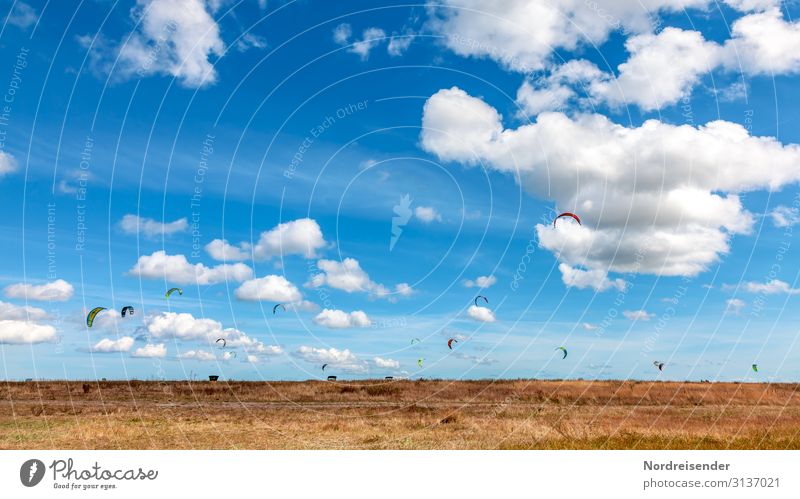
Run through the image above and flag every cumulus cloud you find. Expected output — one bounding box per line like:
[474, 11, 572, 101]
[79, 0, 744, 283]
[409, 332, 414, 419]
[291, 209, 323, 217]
[293, 345, 367, 373]
[421, 87, 800, 284]
[143, 311, 275, 354]
[178, 350, 216, 361]
[0, 151, 18, 177]
[720, 8, 800, 76]
[559, 264, 626, 292]
[206, 218, 326, 261]
[313, 309, 371, 329]
[131, 343, 167, 358]
[113, 0, 225, 87]
[119, 214, 188, 238]
[372, 357, 400, 369]
[725, 279, 800, 295]
[234, 275, 303, 302]
[467, 305, 495, 322]
[0, 320, 57, 344]
[307, 258, 410, 301]
[428, 0, 708, 73]
[0, 301, 47, 321]
[128, 251, 252, 285]
[582, 322, 598, 331]
[623, 310, 655, 321]
[4, 279, 74, 302]
[769, 205, 800, 228]
[90, 336, 135, 353]
[463, 275, 497, 288]
[7, 2, 37, 29]
[387, 31, 414, 56]
[415, 206, 442, 223]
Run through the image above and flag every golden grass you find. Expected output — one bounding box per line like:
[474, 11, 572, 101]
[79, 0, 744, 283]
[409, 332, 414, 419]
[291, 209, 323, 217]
[2, 379, 799, 449]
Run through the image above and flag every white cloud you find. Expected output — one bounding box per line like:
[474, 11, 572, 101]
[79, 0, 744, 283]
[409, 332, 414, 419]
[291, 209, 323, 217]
[205, 239, 250, 261]
[115, 0, 225, 87]
[582, 322, 598, 331]
[387, 31, 414, 56]
[724, 0, 781, 12]
[128, 250, 253, 285]
[415, 206, 442, 223]
[590, 28, 721, 111]
[516, 59, 603, 115]
[246, 354, 260, 363]
[178, 350, 216, 361]
[467, 305, 495, 322]
[0, 320, 57, 344]
[313, 309, 371, 329]
[727, 279, 800, 295]
[4, 279, 74, 302]
[421, 87, 800, 281]
[206, 218, 326, 261]
[769, 205, 800, 228]
[463, 275, 497, 288]
[293, 346, 367, 373]
[234, 275, 303, 302]
[307, 258, 409, 301]
[726, 298, 746, 315]
[0, 301, 47, 321]
[623, 310, 655, 321]
[143, 311, 273, 354]
[373, 357, 400, 369]
[558, 264, 627, 292]
[235, 33, 267, 52]
[721, 8, 800, 75]
[335, 26, 386, 60]
[119, 214, 188, 238]
[7, 2, 37, 29]
[428, 0, 709, 73]
[0, 151, 18, 177]
[90, 336, 135, 353]
[131, 343, 167, 358]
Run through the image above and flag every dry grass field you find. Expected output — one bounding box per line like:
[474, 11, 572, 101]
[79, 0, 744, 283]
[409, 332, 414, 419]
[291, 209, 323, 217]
[2, 379, 800, 449]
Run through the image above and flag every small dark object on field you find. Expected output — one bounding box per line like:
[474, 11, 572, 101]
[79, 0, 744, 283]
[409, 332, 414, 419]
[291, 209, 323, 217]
[208, 375, 220, 382]
[327, 376, 337, 381]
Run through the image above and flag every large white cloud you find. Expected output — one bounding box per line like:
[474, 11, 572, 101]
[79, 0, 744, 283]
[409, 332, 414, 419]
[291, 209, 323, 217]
[90, 336, 135, 353]
[307, 258, 410, 300]
[4, 279, 74, 302]
[313, 309, 371, 329]
[0, 320, 57, 344]
[119, 214, 188, 238]
[428, 0, 709, 73]
[129, 251, 252, 285]
[0, 301, 48, 321]
[143, 311, 277, 355]
[421, 87, 800, 285]
[206, 218, 326, 261]
[293, 346, 367, 373]
[131, 343, 167, 358]
[721, 8, 800, 75]
[234, 275, 303, 302]
[116, 0, 225, 87]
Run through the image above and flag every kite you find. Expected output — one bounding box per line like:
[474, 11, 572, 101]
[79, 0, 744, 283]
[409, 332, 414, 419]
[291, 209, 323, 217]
[418, 358, 424, 368]
[653, 361, 665, 372]
[86, 307, 106, 328]
[752, 364, 758, 373]
[448, 338, 458, 349]
[553, 212, 581, 227]
[474, 295, 488, 307]
[322, 363, 328, 371]
[555, 346, 567, 359]
[120, 306, 134, 317]
[165, 287, 183, 299]
[411, 338, 421, 345]
[216, 338, 226, 348]
[273, 303, 286, 314]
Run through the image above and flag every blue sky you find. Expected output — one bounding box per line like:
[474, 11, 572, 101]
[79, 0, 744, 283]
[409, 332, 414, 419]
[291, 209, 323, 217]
[2, 0, 800, 381]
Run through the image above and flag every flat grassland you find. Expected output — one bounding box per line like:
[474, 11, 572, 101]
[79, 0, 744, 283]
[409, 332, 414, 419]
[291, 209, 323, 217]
[2, 380, 800, 449]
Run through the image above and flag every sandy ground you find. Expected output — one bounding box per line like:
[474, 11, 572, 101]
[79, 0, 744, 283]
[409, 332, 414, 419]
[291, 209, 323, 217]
[2, 379, 800, 449]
